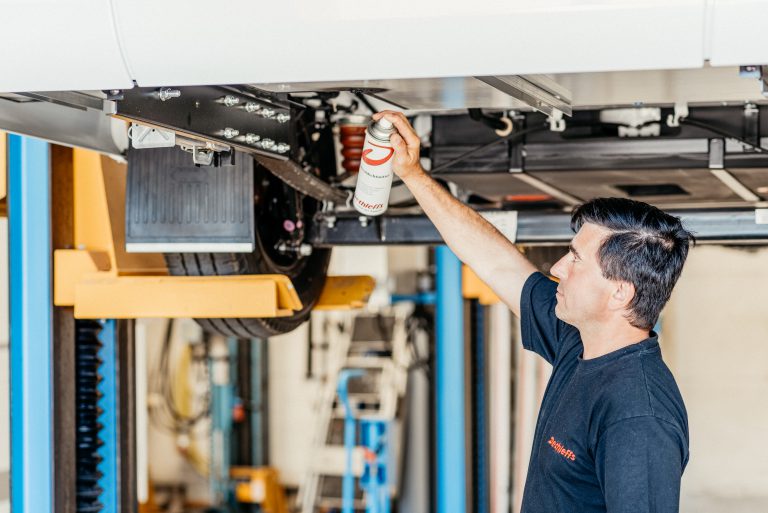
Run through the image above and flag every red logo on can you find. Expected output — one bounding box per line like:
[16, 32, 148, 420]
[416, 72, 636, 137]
[362, 141, 394, 166]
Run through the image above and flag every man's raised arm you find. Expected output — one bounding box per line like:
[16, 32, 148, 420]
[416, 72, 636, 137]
[375, 110, 538, 317]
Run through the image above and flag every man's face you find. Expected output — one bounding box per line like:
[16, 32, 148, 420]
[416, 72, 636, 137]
[549, 223, 617, 328]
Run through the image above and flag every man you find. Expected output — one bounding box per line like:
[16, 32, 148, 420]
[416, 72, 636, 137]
[374, 110, 693, 512]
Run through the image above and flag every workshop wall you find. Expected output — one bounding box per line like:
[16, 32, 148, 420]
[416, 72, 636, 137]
[269, 246, 392, 486]
[663, 245, 768, 513]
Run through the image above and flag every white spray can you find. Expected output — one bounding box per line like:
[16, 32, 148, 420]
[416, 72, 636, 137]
[353, 118, 397, 216]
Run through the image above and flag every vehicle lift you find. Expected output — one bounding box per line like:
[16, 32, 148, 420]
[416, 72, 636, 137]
[5, 131, 506, 513]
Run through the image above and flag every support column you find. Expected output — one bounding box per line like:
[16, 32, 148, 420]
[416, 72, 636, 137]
[9, 135, 53, 513]
[435, 246, 466, 513]
[98, 319, 119, 513]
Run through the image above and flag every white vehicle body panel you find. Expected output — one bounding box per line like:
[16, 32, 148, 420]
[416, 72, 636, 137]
[0, 0, 133, 91]
[708, 0, 768, 66]
[113, 0, 705, 87]
[1, 0, 767, 92]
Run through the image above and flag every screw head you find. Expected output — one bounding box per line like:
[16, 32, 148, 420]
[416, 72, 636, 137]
[223, 127, 240, 139]
[260, 138, 275, 150]
[245, 102, 260, 113]
[275, 143, 290, 154]
[245, 133, 261, 145]
[276, 113, 291, 123]
[223, 95, 239, 107]
[261, 108, 276, 119]
[157, 88, 181, 101]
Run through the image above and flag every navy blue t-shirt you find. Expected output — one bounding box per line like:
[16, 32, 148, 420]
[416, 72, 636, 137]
[519, 272, 689, 513]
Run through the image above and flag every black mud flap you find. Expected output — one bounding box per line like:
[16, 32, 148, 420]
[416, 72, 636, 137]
[125, 146, 255, 253]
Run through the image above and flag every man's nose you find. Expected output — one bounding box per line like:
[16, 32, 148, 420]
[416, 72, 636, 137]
[550, 255, 567, 279]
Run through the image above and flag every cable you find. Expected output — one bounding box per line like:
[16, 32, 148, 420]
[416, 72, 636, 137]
[354, 92, 378, 115]
[679, 117, 768, 154]
[388, 122, 549, 189]
[148, 319, 211, 436]
[431, 122, 547, 173]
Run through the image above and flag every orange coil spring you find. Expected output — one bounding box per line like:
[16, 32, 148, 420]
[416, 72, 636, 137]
[339, 117, 369, 173]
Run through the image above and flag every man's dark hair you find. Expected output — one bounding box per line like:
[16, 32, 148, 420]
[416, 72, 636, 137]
[570, 197, 695, 331]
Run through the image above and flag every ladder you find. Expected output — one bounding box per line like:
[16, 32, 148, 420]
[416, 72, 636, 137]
[299, 311, 410, 513]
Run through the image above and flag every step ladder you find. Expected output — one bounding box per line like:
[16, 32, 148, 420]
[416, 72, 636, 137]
[299, 311, 410, 513]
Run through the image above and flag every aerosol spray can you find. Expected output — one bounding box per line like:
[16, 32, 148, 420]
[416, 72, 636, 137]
[353, 118, 397, 216]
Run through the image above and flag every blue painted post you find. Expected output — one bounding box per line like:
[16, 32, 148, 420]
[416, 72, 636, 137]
[209, 339, 235, 503]
[338, 369, 365, 513]
[359, 419, 391, 513]
[435, 246, 466, 513]
[98, 319, 118, 513]
[8, 135, 53, 513]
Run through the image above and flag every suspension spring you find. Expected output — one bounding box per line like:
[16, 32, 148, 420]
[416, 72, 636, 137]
[339, 115, 370, 174]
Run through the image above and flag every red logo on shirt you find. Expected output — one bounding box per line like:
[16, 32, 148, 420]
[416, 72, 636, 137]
[548, 436, 576, 462]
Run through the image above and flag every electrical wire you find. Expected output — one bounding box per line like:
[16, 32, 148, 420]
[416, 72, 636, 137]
[389, 122, 550, 189]
[148, 319, 211, 436]
[680, 117, 768, 154]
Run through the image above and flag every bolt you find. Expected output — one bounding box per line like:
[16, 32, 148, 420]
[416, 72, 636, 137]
[275, 143, 290, 154]
[276, 113, 291, 123]
[157, 88, 181, 101]
[260, 108, 276, 119]
[359, 216, 369, 228]
[298, 244, 313, 257]
[245, 133, 261, 145]
[325, 215, 337, 229]
[260, 138, 275, 150]
[223, 127, 240, 139]
[223, 95, 239, 107]
[245, 102, 260, 113]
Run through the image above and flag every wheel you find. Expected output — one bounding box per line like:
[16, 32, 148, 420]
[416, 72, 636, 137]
[166, 163, 332, 338]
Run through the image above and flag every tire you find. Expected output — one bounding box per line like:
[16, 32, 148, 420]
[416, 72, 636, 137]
[166, 161, 332, 339]
[166, 246, 330, 338]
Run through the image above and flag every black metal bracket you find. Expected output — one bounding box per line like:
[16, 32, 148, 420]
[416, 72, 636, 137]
[309, 209, 768, 246]
[116, 85, 295, 160]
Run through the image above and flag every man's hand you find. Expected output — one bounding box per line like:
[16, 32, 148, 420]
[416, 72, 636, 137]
[373, 109, 536, 317]
[372, 110, 424, 182]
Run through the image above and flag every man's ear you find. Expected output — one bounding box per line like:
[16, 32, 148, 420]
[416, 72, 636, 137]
[610, 281, 636, 311]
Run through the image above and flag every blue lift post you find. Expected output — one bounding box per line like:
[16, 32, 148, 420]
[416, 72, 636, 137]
[338, 368, 365, 513]
[98, 319, 119, 513]
[8, 135, 54, 513]
[435, 246, 466, 513]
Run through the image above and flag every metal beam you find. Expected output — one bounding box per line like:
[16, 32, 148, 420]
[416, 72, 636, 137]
[9, 135, 53, 513]
[436, 246, 467, 513]
[310, 209, 768, 246]
[474, 75, 572, 117]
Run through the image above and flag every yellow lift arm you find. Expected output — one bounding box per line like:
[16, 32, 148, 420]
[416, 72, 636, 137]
[51, 147, 373, 319]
